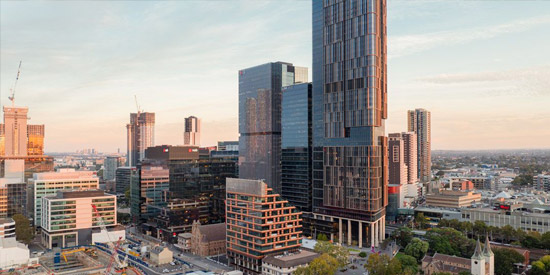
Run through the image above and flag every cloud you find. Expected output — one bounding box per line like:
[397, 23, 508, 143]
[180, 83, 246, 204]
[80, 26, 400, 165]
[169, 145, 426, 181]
[389, 16, 550, 58]
[416, 66, 550, 96]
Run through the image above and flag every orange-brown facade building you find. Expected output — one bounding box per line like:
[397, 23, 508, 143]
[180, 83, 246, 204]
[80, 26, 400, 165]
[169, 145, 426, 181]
[226, 178, 302, 275]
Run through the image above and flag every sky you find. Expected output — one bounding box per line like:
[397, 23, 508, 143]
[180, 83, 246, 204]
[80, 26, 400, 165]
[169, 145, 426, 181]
[1, 1, 549, 152]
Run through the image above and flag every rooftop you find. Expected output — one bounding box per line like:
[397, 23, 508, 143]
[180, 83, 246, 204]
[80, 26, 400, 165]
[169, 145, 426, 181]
[198, 223, 226, 242]
[263, 250, 319, 268]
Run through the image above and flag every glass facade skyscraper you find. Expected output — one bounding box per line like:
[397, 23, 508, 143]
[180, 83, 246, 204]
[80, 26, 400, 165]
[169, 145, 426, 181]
[281, 83, 312, 213]
[312, 0, 388, 248]
[238, 62, 307, 194]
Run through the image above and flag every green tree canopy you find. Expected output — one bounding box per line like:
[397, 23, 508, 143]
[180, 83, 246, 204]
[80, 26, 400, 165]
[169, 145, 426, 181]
[295, 253, 339, 275]
[493, 248, 525, 275]
[425, 227, 474, 258]
[404, 237, 429, 262]
[313, 241, 349, 267]
[12, 214, 33, 245]
[391, 226, 413, 248]
[530, 261, 547, 275]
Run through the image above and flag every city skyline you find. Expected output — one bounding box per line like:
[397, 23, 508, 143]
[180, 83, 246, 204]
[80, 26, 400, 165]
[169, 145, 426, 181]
[1, 1, 549, 152]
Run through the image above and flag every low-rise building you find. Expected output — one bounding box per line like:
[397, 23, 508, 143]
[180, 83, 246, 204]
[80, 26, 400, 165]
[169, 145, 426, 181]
[425, 190, 481, 208]
[262, 250, 319, 275]
[177, 232, 192, 252]
[461, 207, 550, 233]
[190, 221, 225, 257]
[150, 246, 173, 265]
[422, 237, 494, 275]
[40, 189, 123, 249]
[0, 237, 33, 269]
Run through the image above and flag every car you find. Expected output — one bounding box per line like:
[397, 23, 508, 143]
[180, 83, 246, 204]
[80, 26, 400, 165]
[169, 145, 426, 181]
[163, 269, 169, 273]
[170, 262, 175, 266]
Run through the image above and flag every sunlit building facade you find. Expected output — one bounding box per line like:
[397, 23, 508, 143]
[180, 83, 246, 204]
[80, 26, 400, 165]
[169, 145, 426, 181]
[408, 108, 431, 183]
[311, 0, 388, 248]
[226, 178, 302, 275]
[26, 124, 44, 156]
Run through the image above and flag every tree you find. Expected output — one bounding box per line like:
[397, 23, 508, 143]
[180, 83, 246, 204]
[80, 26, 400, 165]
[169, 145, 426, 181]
[542, 232, 550, 249]
[365, 253, 390, 275]
[295, 253, 339, 275]
[511, 174, 533, 185]
[313, 241, 349, 267]
[493, 248, 525, 275]
[540, 255, 550, 271]
[432, 272, 452, 275]
[391, 226, 413, 248]
[317, 233, 329, 241]
[458, 271, 471, 275]
[12, 214, 33, 245]
[415, 213, 428, 229]
[472, 221, 487, 239]
[501, 225, 516, 243]
[397, 254, 419, 274]
[358, 251, 367, 258]
[530, 261, 547, 275]
[404, 238, 429, 262]
[521, 231, 542, 249]
[425, 228, 474, 258]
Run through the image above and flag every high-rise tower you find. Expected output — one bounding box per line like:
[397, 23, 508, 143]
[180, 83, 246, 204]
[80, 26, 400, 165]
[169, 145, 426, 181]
[238, 62, 307, 194]
[126, 112, 155, 167]
[407, 109, 431, 183]
[184, 116, 200, 146]
[312, 0, 388, 247]
[3, 106, 28, 157]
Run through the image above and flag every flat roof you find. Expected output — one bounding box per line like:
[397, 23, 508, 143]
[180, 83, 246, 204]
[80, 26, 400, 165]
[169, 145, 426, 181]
[263, 250, 319, 268]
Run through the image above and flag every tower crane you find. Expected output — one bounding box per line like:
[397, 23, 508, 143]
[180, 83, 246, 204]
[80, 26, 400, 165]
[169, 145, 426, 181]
[8, 61, 22, 106]
[92, 204, 128, 274]
[134, 95, 142, 115]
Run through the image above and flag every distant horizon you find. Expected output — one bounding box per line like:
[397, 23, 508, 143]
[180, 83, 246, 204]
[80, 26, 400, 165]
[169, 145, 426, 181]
[1, 1, 549, 151]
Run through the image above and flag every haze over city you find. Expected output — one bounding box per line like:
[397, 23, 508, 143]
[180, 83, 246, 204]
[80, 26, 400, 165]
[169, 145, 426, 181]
[1, 1, 549, 152]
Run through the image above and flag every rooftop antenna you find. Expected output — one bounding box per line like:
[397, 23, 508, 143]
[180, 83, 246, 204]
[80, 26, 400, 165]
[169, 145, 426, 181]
[8, 60, 22, 106]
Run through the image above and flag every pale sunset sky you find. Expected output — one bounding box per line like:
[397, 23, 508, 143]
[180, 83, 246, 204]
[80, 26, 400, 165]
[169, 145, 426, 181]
[1, 1, 549, 152]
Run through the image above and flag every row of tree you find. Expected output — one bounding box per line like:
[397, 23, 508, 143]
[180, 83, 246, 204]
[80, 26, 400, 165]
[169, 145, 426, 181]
[439, 218, 550, 249]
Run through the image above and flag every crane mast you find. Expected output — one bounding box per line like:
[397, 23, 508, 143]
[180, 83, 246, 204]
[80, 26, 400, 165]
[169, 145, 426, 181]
[8, 61, 22, 106]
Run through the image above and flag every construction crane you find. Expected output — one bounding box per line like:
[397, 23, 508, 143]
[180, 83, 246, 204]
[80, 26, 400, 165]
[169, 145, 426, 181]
[92, 204, 128, 274]
[8, 60, 22, 106]
[61, 247, 85, 263]
[134, 95, 142, 115]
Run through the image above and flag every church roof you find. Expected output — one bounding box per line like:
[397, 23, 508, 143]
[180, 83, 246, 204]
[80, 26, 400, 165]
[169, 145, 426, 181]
[472, 238, 483, 260]
[484, 234, 494, 256]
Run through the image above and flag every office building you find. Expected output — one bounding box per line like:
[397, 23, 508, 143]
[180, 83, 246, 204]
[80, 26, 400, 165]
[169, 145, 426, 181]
[115, 166, 135, 194]
[28, 169, 99, 227]
[408, 108, 431, 183]
[184, 116, 201, 146]
[3, 106, 28, 157]
[0, 186, 6, 218]
[401, 132, 418, 184]
[103, 156, 119, 181]
[0, 156, 54, 182]
[425, 190, 481, 208]
[535, 174, 550, 192]
[238, 62, 307, 194]
[312, 0, 388, 247]
[126, 112, 155, 167]
[226, 178, 302, 274]
[40, 190, 123, 249]
[26, 124, 44, 156]
[130, 162, 169, 223]
[281, 83, 312, 213]
[388, 133, 408, 185]
[217, 141, 239, 151]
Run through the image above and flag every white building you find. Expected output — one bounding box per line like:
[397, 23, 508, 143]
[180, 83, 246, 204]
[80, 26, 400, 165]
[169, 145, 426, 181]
[461, 207, 550, 233]
[0, 218, 16, 239]
[28, 169, 99, 226]
[0, 237, 32, 269]
[536, 174, 550, 192]
[40, 189, 124, 249]
[262, 250, 319, 275]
